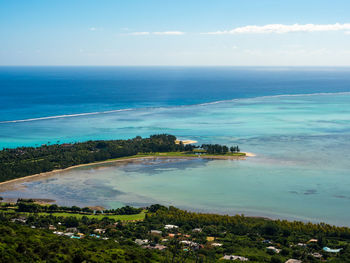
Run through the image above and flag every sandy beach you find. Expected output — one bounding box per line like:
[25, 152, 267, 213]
[175, 139, 198, 145]
[0, 156, 157, 189]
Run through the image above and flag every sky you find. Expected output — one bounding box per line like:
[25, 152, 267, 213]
[1, 0, 350, 66]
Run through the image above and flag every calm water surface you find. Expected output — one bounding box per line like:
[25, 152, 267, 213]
[1, 92, 350, 226]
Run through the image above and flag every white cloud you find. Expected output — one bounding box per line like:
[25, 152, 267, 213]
[202, 23, 350, 35]
[345, 31, 350, 35]
[152, 31, 185, 35]
[128, 32, 150, 35]
[89, 27, 97, 31]
[128, 31, 185, 36]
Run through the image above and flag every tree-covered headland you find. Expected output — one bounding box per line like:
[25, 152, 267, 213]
[0, 134, 242, 183]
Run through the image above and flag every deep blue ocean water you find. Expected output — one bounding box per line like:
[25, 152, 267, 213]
[1, 67, 350, 226]
[1, 66, 350, 123]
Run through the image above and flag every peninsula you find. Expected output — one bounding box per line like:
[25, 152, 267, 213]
[0, 134, 246, 184]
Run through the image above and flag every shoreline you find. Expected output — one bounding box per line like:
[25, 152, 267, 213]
[0, 153, 251, 189]
[175, 139, 198, 145]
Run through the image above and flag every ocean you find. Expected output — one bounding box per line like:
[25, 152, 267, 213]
[1, 66, 350, 226]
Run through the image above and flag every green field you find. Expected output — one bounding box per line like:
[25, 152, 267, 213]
[134, 152, 246, 157]
[1, 208, 146, 221]
[102, 151, 246, 161]
[44, 211, 146, 221]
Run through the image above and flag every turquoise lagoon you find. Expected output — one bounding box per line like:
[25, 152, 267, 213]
[1, 93, 350, 226]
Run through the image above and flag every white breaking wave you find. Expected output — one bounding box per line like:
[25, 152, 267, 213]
[195, 91, 350, 107]
[1, 91, 350, 124]
[0, 109, 133, 124]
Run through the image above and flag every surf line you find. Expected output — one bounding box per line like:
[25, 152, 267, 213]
[1, 91, 349, 124]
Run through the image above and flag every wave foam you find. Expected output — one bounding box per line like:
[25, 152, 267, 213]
[0, 109, 133, 124]
[1, 91, 350, 124]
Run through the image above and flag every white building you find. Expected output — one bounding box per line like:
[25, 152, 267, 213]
[266, 246, 281, 253]
[164, 224, 179, 230]
[212, 243, 223, 247]
[222, 255, 249, 261]
[285, 259, 302, 263]
[135, 239, 149, 245]
[150, 230, 162, 235]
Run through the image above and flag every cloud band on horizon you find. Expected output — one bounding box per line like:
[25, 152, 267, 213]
[128, 31, 185, 36]
[202, 23, 350, 34]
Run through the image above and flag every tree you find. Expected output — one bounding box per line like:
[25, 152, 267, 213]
[48, 204, 58, 212]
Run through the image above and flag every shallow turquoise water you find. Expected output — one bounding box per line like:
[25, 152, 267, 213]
[1, 93, 350, 226]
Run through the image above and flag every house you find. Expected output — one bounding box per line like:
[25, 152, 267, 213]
[144, 244, 167, 250]
[206, 237, 215, 241]
[168, 233, 175, 238]
[53, 231, 64, 235]
[150, 230, 162, 235]
[11, 218, 26, 224]
[285, 259, 302, 263]
[212, 243, 223, 247]
[222, 255, 249, 261]
[266, 246, 281, 253]
[164, 224, 179, 230]
[192, 228, 202, 233]
[297, 243, 306, 247]
[180, 240, 200, 250]
[180, 240, 199, 247]
[64, 232, 74, 237]
[66, 227, 78, 233]
[310, 252, 322, 259]
[323, 247, 342, 253]
[307, 239, 318, 243]
[135, 239, 149, 245]
[77, 233, 85, 238]
[48, 225, 56, 230]
[154, 244, 167, 250]
[94, 228, 106, 234]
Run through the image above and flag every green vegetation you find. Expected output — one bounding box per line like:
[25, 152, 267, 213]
[1, 202, 350, 262]
[1, 200, 146, 221]
[201, 144, 240, 154]
[0, 134, 243, 183]
[138, 151, 245, 157]
[43, 212, 146, 221]
[1, 209, 146, 221]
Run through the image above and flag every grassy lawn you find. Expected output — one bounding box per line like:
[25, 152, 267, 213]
[1, 208, 146, 221]
[134, 152, 246, 157]
[41, 211, 146, 221]
[137, 152, 198, 157]
[103, 151, 246, 162]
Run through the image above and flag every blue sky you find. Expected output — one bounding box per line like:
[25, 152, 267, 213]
[1, 0, 350, 66]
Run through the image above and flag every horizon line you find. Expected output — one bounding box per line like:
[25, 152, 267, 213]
[2, 65, 350, 67]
